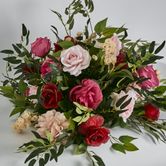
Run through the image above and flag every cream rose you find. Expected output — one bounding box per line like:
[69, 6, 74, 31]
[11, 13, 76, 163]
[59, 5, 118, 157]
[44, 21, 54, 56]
[60, 45, 91, 76]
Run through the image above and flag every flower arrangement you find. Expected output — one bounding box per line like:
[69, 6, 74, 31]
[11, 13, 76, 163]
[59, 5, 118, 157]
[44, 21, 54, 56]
[1, 0, 166, 165]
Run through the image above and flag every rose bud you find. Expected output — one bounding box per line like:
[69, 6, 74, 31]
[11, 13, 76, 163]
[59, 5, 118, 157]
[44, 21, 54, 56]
[31, 37, 51, 57]
[116, 52, 128, 69]
[54, 43, 62, 53]
[144, 103, 160, 121]
[64, 36, 75, 44]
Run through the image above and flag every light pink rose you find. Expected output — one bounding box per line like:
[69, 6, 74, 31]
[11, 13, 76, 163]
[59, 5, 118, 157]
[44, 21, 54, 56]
[137, 65, 159, 89]
[31, 37, 51, 57]
[60, 45, 91, 76]
[40, 58, 55, 77]
[25, 86, 38, 96]
[111, 90, 137, 122]
[70, 79, 103, 109]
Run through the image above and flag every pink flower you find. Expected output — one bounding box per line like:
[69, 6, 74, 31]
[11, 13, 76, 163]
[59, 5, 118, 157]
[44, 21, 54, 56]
[137, 65, 159, 89]
[60, 45, 91, 76]
[25, 86, 38, 96]
[31, 37, 51, 57]
[111, 90, 137, 122]
[40, 58, 55, 77]
[70, 79, 103, 109]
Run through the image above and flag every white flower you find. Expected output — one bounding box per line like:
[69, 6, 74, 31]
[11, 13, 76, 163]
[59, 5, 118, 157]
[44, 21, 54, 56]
[60, 45, 91, 76]
[111, 89, 137, 122]
[103, 34, 122, 65]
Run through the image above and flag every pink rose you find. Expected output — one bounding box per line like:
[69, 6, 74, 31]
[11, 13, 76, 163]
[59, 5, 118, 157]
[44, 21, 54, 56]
[40, 58, 55, 77]
[31, 37, 51, 57]
[70, 79, 103, 109]
[137, 65, 159, 89]
[111, 90, 137, 122]
[25, 86, 38, 96]
[60, 45, 91, 76]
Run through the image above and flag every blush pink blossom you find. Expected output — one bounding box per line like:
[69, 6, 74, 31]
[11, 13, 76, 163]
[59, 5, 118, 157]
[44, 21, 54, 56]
[31, 37, 51, 57]
[70, 79, 103, 109]
[60, 45, 91, 76]
[25, 86, 38, 96]
[137, 65, 159, 89]
[111, 90, 137, 122]
[40, 58, 55, 77]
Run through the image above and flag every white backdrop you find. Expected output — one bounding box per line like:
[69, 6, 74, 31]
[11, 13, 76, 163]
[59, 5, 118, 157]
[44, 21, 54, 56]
[0, 0, 166, 166]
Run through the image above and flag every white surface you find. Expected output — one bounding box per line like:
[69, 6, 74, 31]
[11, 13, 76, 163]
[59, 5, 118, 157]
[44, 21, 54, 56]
[0, 0, 166, 166]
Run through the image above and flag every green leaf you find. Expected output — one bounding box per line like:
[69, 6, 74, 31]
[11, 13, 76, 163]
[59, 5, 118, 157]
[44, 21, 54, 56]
[74, 144, 87, 155]
[119, 136, 137, 144]
[22, 24, 27, 36]
[123, 143, 139, 151]
[73, 102, 90, 111]
[39, 158, 45, 166]
[155, 41, 165, 54]
[28, 159, 36, 166]
[10, 107, 25, 117]
[25, 148, 45, 163]
[112, 143, 126, 154]
[57, 145, 64, 156]
[50, 148, 58, 162]
[149, 41, 155, 53]
[76, 107, 83, 114]
[1, 49, 14, 54]
[73, 116, 82, 122]
[58, 41, 74, 49]
[94, 18, 108, 35]
[12, 44, 21, 54]
[44, 153, 50, 164]
[92, 155, 105, 166]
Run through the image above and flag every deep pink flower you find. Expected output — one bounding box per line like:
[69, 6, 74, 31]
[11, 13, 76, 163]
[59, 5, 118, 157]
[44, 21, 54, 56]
[31, 37, 51, 57]
[40, 58, 55, 77]
[70, 79, 103, 109]
[137, 65, 159, 89]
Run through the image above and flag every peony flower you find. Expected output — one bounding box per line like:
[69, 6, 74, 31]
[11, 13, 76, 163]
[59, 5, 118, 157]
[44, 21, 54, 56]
[144, 103, 160, 121]
[40, 83, 62, 109]
[70, 79, 103, 109]
[36, 110, 69, 139]
[111, 90, 137, 122]
[31, 37, 51, 57]
[60, 45, 91, 76]
[78, 115, 110, 146]
[137, 65, 159, 89]
[103, 34, 122, 65]
[40, 58, 55, 77]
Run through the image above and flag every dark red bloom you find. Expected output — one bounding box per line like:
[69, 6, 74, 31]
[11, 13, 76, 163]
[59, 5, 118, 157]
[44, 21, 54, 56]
[78, 115, 110, 146]
[85, 127, 110, 146]
[144, 103, 160, 121]
[54, 43, 62, 52]
[40, 83, 62, 109]
[116, 52, 128, 68]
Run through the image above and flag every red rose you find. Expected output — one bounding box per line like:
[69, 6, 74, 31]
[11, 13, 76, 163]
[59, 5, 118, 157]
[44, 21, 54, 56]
[54, 43, 62, 52]
[70, 79, 103, 109]
[116, 52, 128, 69]
[78, 115, 104, 135]
[78, 115, 110, 146]
[31, 37, 51, 57]
[85, 127, 110, 146]
[40, 83, 62, 109]
[144, 103, 160, 121]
